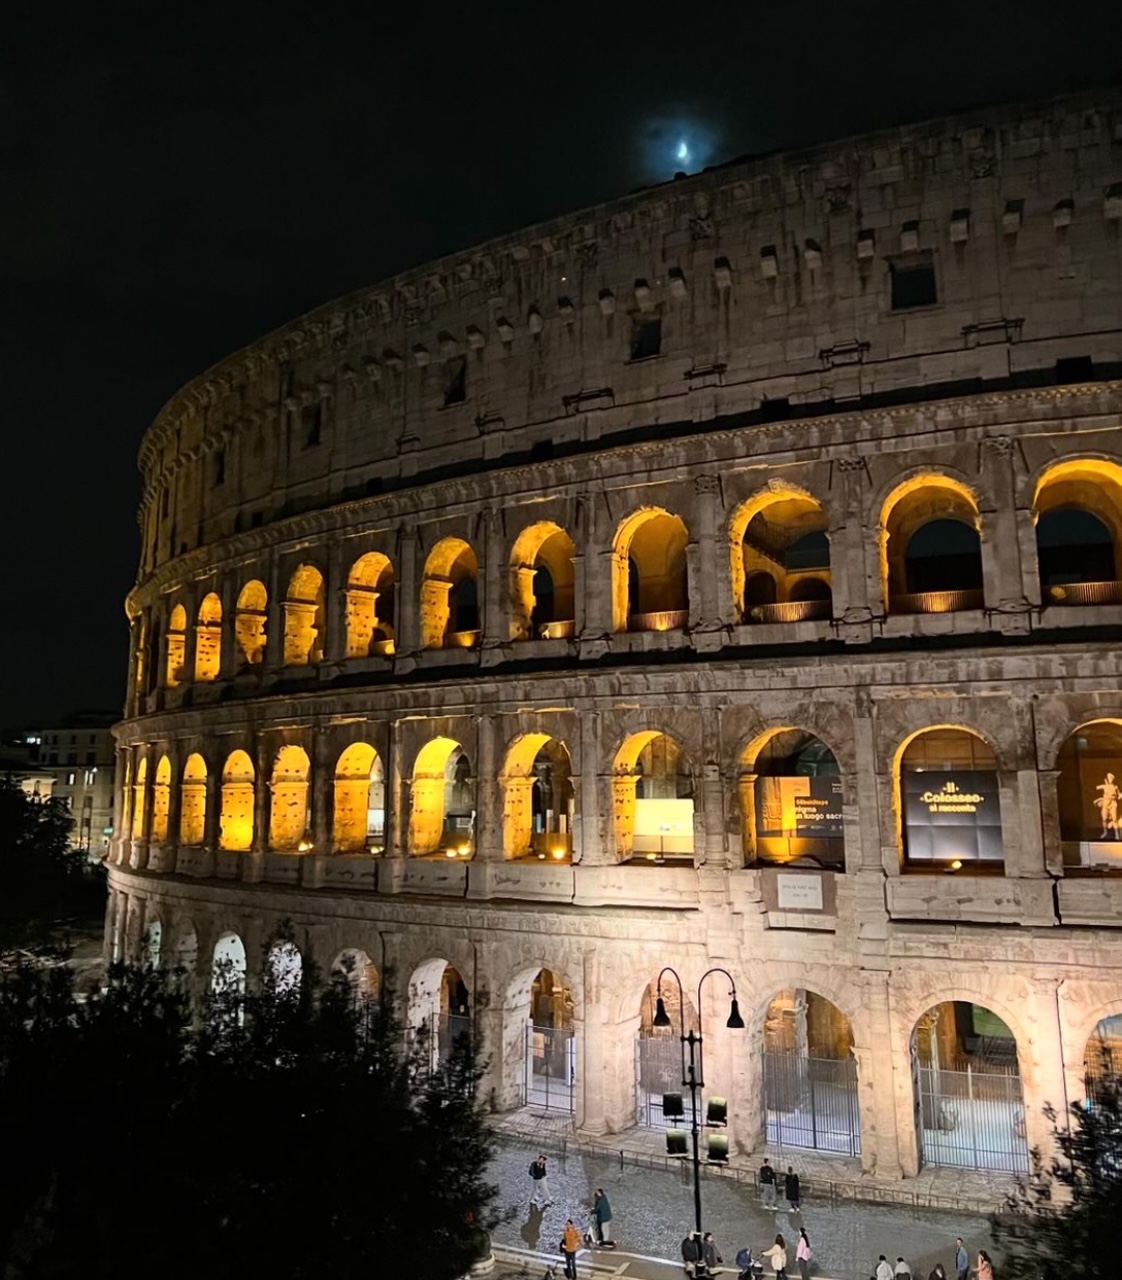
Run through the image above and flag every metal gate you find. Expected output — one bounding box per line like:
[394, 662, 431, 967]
[525, 1022, 576, 1113]
[764, 1050, 862, 1156]
[636, 1035, 692, 1128]
[408, 1012, 472, 1079]
[916, 1062, 1029, 1174]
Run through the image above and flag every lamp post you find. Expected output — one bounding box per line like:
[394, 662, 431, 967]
[653, 965, 744, 1237]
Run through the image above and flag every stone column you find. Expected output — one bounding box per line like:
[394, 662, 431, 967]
[699, 706, 727, 866]
[835, 456, 874, 621]
[475, 714, 501, 860]
[1015, 505, 1043, 607]
[165, 748, 183, 866]
[203, 768, 221, 851]
[979, 436, 1025, 611]
[219, 575, 239, 678]
[577, 948, 606, 1134]
[387, 719, 406, 860]
[1024, 979, 1070, 1172]
[1037, 769, 1065, 877]
[571, 551, 587, 637]
[253, 736, 271, 853]
[691, 474, 722, 632]
[575, 711, 604, 864]
[311, 732, 332, 853]
[481, 508, 505, 649]
[396, 530, 421, 653]
[858, 975, 902, 1176]
[324, 537, 349, 664]
[263, 553, 284, 671]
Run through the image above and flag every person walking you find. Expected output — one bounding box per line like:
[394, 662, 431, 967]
[592, 1187, 612, 1245]
[876, 1255, 894, 1280]
[928, 1266, 947, 1280]
[955, 1239, 969, 1280]
[560, 1218, 582, 1280]
[977, 1251, 994, 1280]
[529, 1154, 552, 1209]
[681, 1230, 702, 1278]
[759, 1157, 778, 1209]
[784, 1165, 801, 1212]
[763, 1233, 789, 1280]
[703, 1232, 723, 1273]
[895, 1258, 912, 1280]
[796, 1227, 811, 1280]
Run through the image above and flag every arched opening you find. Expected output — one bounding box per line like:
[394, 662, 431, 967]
[763, 990, 860, 1156]
[345, 552, 396, 658]
[881, 476, 984, 614]
[120, 758, 132, 842]
[1035, 459, 1122, 606]
[282, 564, 325, 666]
[219, 749, 255, 852]
[132, 757, 148, 841]
[636, 978, 700, 1129]
[912, 1001, 1028, 1173]
[510, 522, 577, 641]
[211, 931, 247, 997]
[409, 737, 474, 857]
[269, 745, 311, 851]
[420, 538, 480, 649]
[151, 755, 171, 844]
[613, 731, 694, 862]
[234, 579, 268, 666]
[613, 508, 690, 633]
[194, 592, 223, 682]
[143, 919, 162, 969]
[408, 958, 471, 1077]
[500, 734, 575, 860]
[179, 753, 207, 846]
[508, 965, 576, 1113]
[897, 728, 1002, 869]
[730, 492, 832, 624]
[265, 940, 303, 995]
[333, 742, 385, 853]
[1083, 1012, 1122, 1104]
[166, 604, 187, 687]
[331, 949, 380, 1004]
[740, 731, 845, 869]
[1056, 720, 1122, 871]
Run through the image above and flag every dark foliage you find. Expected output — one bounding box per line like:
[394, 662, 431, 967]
[992, 1071, 1122, 1280]
[0, 777, 106, 957]
[0, 949, 498, 1280]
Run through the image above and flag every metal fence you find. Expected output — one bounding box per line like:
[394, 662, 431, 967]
[916, 1062, 1029, 1174]
[764, 1050, 862, 1157]
[525, 1023, 576, 1113]
[635, 1035, 694, 1128]
[407, 1012, 472, 1079]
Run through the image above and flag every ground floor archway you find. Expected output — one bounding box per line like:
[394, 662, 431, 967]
[407, 957, 471, 1076]
[635, 977, 700, 1129]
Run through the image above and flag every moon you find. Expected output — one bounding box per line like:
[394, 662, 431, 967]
[677, 140, 690, 164]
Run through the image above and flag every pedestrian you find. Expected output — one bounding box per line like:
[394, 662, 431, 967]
[561, 1218, 582, 1280]
[592, 1187, 613, 1245]
[928, 1266, 947, 1280]
[759, 1156, 778, 1209]
[895, 1258, 912, 1280]
[529, 1154, 553, 1209]
[796, 1227, 812, 1280]
[682, 1230, 701, 1278]
[977, 1252, 994, 1280]
[877, 1255, 894, 1280]
[703, 1232, 723, 1272]
[763, 1233, 789, 1280]
[784, 1165, 801, 1212]
[955, 1239, 969, 1280]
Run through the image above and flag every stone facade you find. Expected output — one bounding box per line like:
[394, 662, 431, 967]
[111, 89, 1122, 1181]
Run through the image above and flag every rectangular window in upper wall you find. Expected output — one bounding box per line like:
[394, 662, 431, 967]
[630, 318, 662, 361]
[301, 404, 322, 448]
[890, 256, 938, 310]
[213, 449, 226, 486]
[443, 357, 467, 406]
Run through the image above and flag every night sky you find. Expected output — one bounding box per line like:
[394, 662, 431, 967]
[4, 2, 1121, 730]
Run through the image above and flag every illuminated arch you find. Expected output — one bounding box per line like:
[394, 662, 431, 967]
[194, 592, 223, 682]
[729, 487, 832, 624]
[420, 538, 479, 649]
[408, 957, 472, 1075]
[333, 741, 385, 853]
[265, 940, 303, 995]
[879, 474, 983, 614]
[331, 949, 381, 1002]
[166, 604, 188, 687]
[509, 522, 577, 641]
[219, 749, 255, 852]
[283, 564, 325, 666]
[120, 757, 132, 843]
[211, 931, 247, 996]
[612, 507, 690, 632]
[178, 752, 207, 846]
[345, 552, 396, 658]
[1055, 719, 1122, 869]
[151, 755, 171, 844]
[1034, 458, 1122, 606]
[738, 728, 844, 869]
[269, 745, 311, 851]
[409, 737, 473, 856]
[499, 733, 575, 860]
[612, 730, 694, 860]
[893, 726, 1001, 869]
[132, 756, 148, 840]
[234, 579, 268, 666]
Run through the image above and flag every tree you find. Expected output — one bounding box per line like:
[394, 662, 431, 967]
[0, 950, 499, 1280]
[992, 1072, 1122, 1280]
[0, 778, 105, 958]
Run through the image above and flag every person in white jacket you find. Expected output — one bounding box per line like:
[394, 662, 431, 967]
[876, 1255, 894, 1280]
[763, 1234, 789, 1280]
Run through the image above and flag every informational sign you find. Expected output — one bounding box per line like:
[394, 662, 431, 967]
[776, 873, 824, 911]
[755, 776, 844, 840]
[902, 769, 1003, 862]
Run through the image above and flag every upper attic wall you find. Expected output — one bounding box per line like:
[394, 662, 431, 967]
[135, 88, 1122, 568]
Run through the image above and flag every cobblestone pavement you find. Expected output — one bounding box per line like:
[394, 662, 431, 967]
[491, 1139, 994, 1280]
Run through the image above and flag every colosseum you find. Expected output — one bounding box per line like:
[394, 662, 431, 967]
[110, 88, 1122, 1187]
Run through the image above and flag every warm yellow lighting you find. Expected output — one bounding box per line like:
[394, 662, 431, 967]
[551, 847, 567, 860]
[297, 839, 314, 852]
[949, 858, 963, 871]
[445, 848, 457, 858]
[458, 844, 471, 856]
[383, 639, 396, 655]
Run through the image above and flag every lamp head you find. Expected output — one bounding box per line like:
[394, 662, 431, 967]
[653, 995, 671, 1028]
[726, 997, 745, 1030]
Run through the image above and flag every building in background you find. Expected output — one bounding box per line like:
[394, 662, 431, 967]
[20, 713, 117, 858]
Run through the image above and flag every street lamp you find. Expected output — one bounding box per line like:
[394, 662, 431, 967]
[653, 965, 744, 1236]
